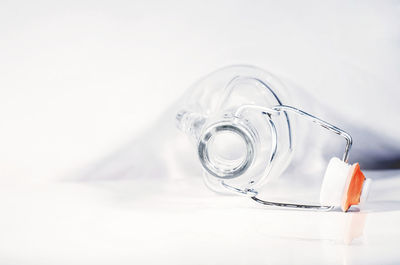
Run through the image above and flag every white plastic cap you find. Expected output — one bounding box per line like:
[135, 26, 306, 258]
[320, 157, 351, 206]
[360, 178, 372, 204]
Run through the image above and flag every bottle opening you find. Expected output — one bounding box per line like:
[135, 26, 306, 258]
[198, 121, 255, 179]
[208, 130, 248, 169]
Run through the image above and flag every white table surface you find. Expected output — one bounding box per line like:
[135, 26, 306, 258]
[1, 169, 399, 265]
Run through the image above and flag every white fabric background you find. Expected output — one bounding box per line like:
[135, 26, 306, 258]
[1, 0, 399, 181]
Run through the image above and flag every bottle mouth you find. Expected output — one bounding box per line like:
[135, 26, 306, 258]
[198, 120, 255, 179]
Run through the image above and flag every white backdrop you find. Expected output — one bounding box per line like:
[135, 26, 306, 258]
[1, 1, 400, 264]
[1, 0, 399, 182]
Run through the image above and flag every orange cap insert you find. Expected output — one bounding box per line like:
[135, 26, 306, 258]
[341, 163, 366, 212]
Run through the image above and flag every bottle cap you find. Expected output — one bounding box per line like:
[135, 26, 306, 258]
[320, 157, 368, 212]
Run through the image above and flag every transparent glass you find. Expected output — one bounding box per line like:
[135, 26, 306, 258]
[176, 65, 346, 204]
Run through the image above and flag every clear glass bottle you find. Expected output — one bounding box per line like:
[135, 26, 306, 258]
[176, 65, 354, 209]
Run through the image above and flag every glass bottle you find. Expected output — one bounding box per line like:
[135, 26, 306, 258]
[176, 65, 366, 210]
